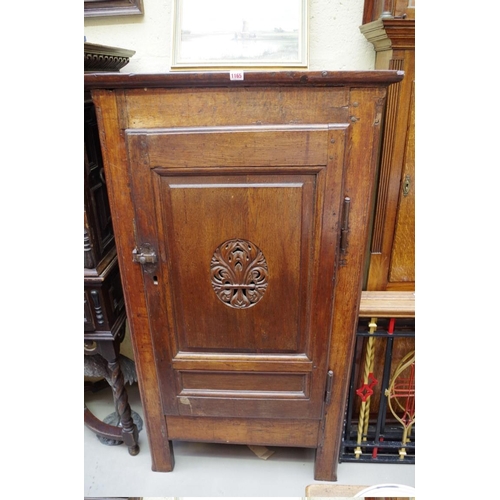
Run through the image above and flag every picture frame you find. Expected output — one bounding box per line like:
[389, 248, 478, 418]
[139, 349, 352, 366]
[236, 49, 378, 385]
[84, 0, 144, 18]
[171, 0, 308, 69]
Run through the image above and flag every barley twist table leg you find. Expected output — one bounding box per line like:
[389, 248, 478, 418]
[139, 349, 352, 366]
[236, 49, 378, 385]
[108, 358, 140, 456]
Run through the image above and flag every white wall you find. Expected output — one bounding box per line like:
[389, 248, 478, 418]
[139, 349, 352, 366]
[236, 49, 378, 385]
[84, 0, 375, 73]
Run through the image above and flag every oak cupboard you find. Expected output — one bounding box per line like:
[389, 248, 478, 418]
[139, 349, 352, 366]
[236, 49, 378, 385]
[85, 70, 403, 481]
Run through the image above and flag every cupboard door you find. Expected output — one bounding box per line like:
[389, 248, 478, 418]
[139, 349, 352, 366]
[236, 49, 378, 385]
[389, 80, 415, 283]
[125, 124, 347, 420]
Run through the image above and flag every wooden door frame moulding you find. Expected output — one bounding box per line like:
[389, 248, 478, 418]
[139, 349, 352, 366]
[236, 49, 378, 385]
[369, 60, 403, 257]
[84, 0, 144, 18]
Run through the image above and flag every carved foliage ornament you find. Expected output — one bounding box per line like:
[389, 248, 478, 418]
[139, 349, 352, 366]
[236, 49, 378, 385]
[210, 239, 268, 309]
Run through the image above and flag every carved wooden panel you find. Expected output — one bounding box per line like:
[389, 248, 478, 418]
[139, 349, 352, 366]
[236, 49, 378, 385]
[210, 239, 269, 309]
[84, 256, 125, 335]
[84, 43, 136, 72]
[84, 101, 115, 273]
[84, 293, 96, 332]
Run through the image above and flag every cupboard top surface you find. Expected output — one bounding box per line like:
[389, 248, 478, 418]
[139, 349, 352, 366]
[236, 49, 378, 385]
[84, 70, 404, 90]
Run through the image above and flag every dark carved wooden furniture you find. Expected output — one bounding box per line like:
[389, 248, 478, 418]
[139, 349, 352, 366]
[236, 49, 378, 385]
[85, 70, 403, 480]
[84, 93, 140, 455]
[360, 0, 415, 291]
[84, 43, 136, 73]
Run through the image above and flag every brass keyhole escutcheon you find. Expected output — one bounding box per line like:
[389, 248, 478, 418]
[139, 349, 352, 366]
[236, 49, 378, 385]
[403, 175, 411, 197]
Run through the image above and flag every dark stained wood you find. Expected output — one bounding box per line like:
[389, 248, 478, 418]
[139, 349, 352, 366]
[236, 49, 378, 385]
[84, 256, 124, 334]
[84, 99, 115, 275]
[89, 70, 403, 480]
[84, 404, 123, 440]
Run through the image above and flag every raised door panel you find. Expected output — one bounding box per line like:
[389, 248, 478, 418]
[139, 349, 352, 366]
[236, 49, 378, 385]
[125, 124, 347, 420]
[164, 174, 312, 353]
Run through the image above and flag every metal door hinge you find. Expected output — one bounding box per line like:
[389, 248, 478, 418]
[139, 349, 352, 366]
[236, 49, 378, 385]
[339, 197, 350, 266]
[325, 370, 334, 404]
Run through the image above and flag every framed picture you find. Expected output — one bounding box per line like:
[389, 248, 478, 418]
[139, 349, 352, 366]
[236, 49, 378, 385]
[84, 0, 144, 18]
[172, 0, 308, 69]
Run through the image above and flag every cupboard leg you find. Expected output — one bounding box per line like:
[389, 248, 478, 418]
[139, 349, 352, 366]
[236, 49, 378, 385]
[149, 429, 175, 472]
[314, 448, 338, 481]
[314, 410, 341, 481]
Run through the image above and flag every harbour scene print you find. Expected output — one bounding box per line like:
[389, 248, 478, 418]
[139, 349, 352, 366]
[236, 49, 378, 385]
[173, 0, 306, 67]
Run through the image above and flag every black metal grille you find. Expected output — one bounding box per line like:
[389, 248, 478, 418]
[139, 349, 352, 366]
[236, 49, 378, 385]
[340, 317, 415, 464]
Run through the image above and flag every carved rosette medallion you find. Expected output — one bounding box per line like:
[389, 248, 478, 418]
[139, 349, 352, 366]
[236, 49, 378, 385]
[210, 239, 269, 309]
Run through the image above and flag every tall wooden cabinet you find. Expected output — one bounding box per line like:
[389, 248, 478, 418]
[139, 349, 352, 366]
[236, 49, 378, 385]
[85, 70, 403, 480]
[361, 1, 415, 291]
